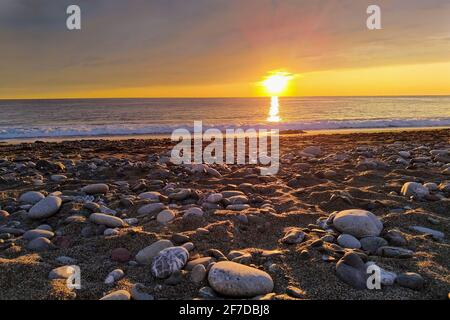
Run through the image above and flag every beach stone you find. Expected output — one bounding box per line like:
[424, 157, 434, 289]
[151, 246, 189, 279]
[49, 266, 77, 280]
[396, 157, 409, 165]
[182, 242, 195, 251]
[384, 229, 407, 246]
[0, 227, 25, 236]
[89, 213, 126, 228]
[51, 174, 67, 182]
[438, 182, 450, 193]
[208, 261, 274, 298]
[84, 201, 100, 212]
[231, 252, 252, 264]
[33, 180, 44, 186]
[409, 226, 445, 241]
[227, 195, 249, 205]
[157, 209, 175, 224]
[23, 229, 54, 241]
[198, 286, 217, 299]
[171, 233, 190, 244]
[377, 246, 414, 259]
[100, 290, 130, 300]
[286, 286, 306, 299]
[137, 202, 166, 215]
[360, 236, 388, 254]
[138, 191, 161, 201]
[0, 210, 9, 220]
[398, 151, 411, 158]
[183, 207, 204, 219]
[99, 205, 116, 215]
[206, 193, 223, 203]
[124, 218, 138, 226]
[164, 270, 184, 286]
[36, 160, 65, 172]
[321, 234, 335, 243]
[28, 196, 62, 219]
[104, 269, 124, 284]
[111, 248, 132, 262]
[400, 182, 429, 199]
[226, 204, 250, 211]
[423, 183, 438, 192]
[19, 191, 45, 204]
[207, 249, 227, 260]
[104, 228, 119, 236]
[81, 183, 109, 195]
[333, 209, 383, 238]
[337, 234, 361, 249]
[186, 257, 214, 271]
[396, 272, 424, 291]
[281, 228, 305, 244]
[335, 252, 368, 290]
[169, 189, 192, 201]
[130, 283, 154, 300]
[222, 190, 245, 198]
[190, 264, 207, 283]
[206, 167, 221, 177]
[27, 237, 54, 251]
[37, 224, 52, 231]
[0, 233, 11, 240]
[202, 202, 221, 210]
[430, 149, 449, 156]
[136, 239, 174, 265]
[303, 146, 322, 156]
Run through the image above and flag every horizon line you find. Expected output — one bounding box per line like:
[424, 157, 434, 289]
[1, 94, 450, 101]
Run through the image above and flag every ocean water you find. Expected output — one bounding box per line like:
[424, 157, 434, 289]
[0, 96, 449, 140]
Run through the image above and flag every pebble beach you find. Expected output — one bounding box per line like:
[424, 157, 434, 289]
[0, 129, 449, 300]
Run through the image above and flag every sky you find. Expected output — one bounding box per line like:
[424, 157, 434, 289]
[0, 0, 449, 99]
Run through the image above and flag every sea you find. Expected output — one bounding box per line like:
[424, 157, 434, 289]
[0, 96, 449, 141]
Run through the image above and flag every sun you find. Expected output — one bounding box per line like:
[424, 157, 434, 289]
[263, 72, 293, 95]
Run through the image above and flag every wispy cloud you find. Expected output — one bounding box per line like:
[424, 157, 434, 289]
[0, 0, 449, 97]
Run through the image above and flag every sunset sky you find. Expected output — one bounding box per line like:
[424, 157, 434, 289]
[0, 0, 449, 99]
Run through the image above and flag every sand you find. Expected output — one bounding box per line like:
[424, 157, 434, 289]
[0, 129, 449, 300]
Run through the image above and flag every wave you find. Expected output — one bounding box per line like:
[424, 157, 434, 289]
[1, 118, 450, 140]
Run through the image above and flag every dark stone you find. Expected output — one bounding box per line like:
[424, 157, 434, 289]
[164, 270, 184, 285]
[360, 236, 388, 254]
[396, 272, 424, 291]
[171, 233, 190, 244]
[384, 229, 407, 246]
[111, 248, 132, 262]
[335, 252, 368, 290]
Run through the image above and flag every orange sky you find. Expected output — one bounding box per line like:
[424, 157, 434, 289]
[0, 0, 449, 99]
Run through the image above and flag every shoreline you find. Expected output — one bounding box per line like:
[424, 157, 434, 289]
[1, 126, 450, 145]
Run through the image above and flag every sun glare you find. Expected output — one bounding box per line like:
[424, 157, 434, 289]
[263, 73, 293, 95]
[267, 96, 281, 122]
[263, 72, 293, 122]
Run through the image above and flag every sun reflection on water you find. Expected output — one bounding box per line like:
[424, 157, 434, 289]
[267, 96, 281, 122]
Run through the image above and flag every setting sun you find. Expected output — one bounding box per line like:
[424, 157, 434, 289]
[263, 73, 293, 96]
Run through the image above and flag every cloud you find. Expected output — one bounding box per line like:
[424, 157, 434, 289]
[0, 0, 449, 97]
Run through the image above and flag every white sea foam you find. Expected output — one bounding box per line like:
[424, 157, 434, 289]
[1, 118, 450, 140]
